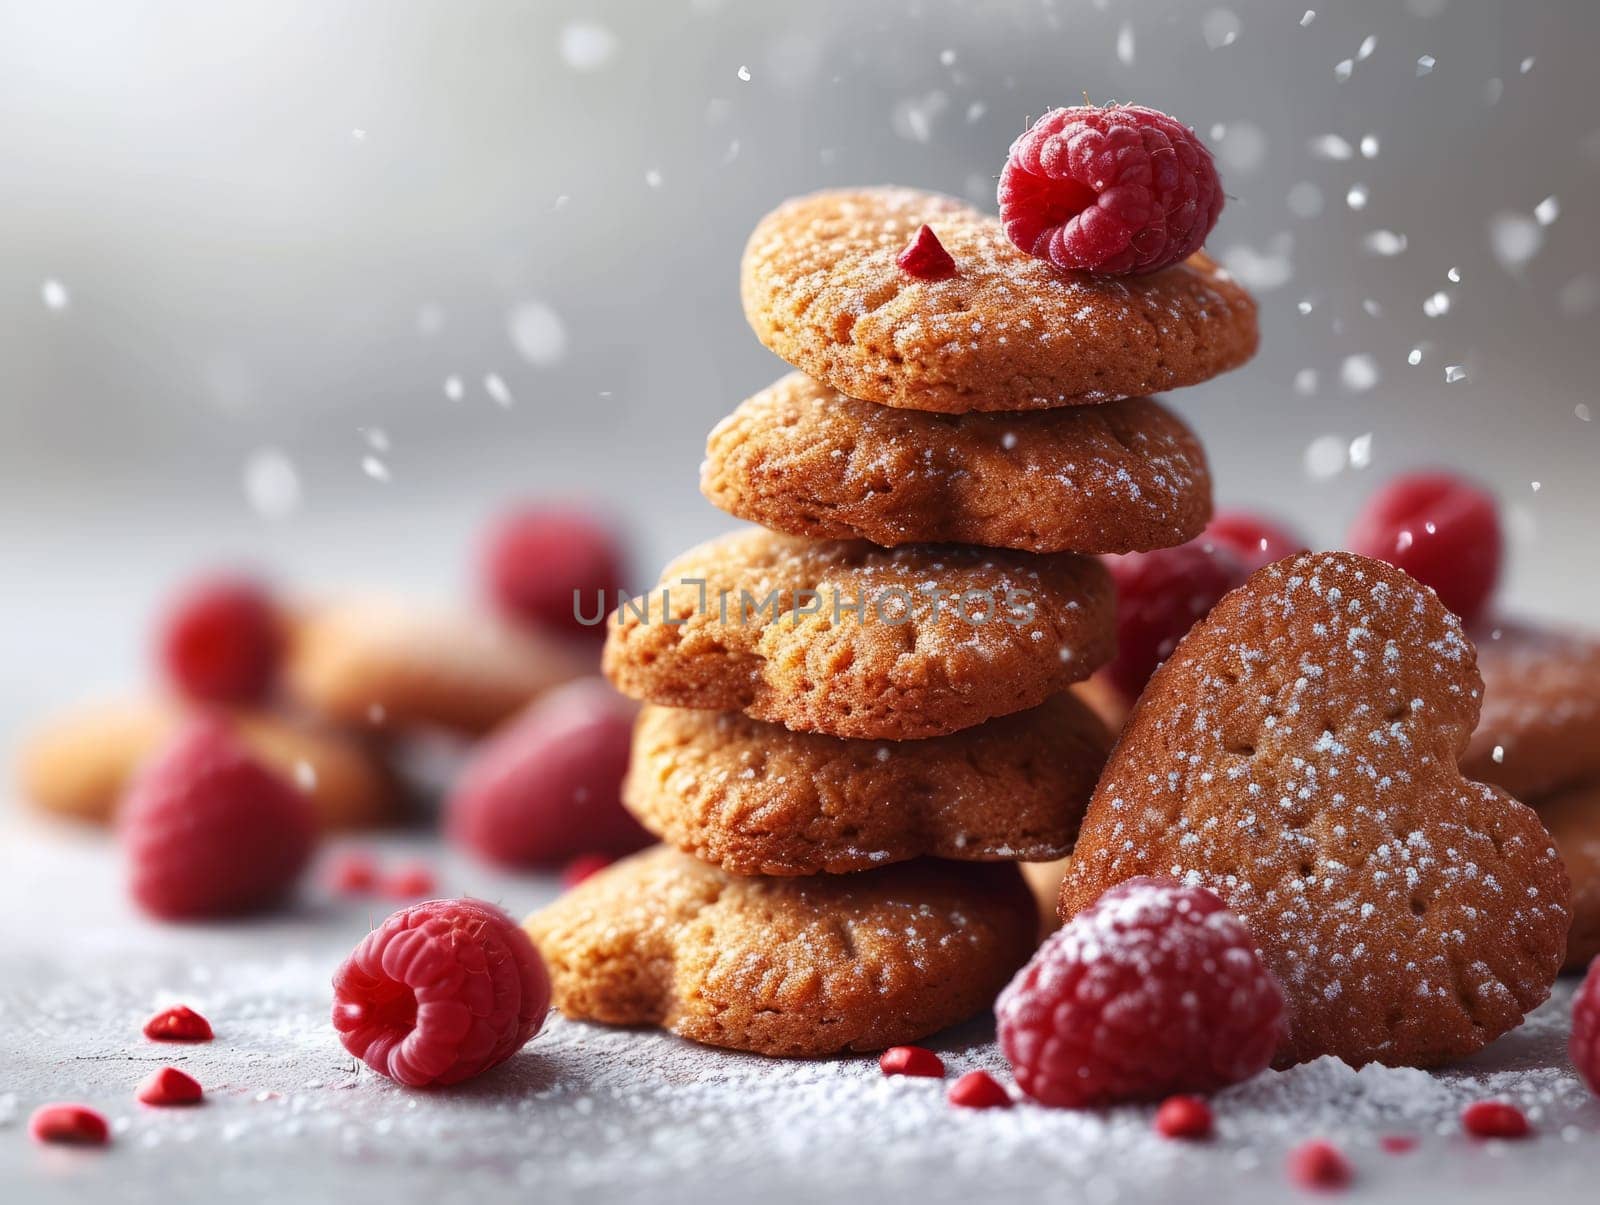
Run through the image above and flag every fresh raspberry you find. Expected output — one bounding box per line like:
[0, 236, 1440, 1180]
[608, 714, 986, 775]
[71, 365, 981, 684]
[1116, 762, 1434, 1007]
[1286, 1140, 1351, 1190]
[880, 1046, 945, 1079]
[332, 898, 550, 1087]
[327, 850, 380, 895]
[446, 678, 651, 869]
[998, 104, 1223, 276]
[1460, 1100, 1530, 1139]
[121, 718, 317, 920]
[1101, 540, 1248, 701]
[28, 1103, 110, 1146]
[1379, 1134, 1419, 1154]
[896, 224, 957, 280]
[1204, 510, 1308, 573]
[1153, 1094, 1213, 1140]
[480, 504, 627, 638]
[381, 861, 437, 899]
[156, 574, 282, 704]
[143, 1005, 213, 1043]
[947, 1070, 1012, 1109]
[996, 877, 1284, 1107]
[1345, 472, 1502, 624]
[135, 1067, 203, 1106]
[1572, 954, 1600, 1094]
[561, 852, 614, 889]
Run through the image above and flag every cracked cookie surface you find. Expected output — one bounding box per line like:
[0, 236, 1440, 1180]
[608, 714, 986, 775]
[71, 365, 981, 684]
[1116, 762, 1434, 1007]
[740, 188, 1257, 413]
[524, 846, 1037, 1056]
[1059, 552, 1569, 1070]
[601, 529, 1115, 740]
[702, 372, 1212, 554]
[624, 691, 1110, 876]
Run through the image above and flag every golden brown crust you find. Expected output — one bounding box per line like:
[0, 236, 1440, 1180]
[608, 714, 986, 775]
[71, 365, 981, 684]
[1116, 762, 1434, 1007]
[701, 373, 1212, 554]
[15, 697, 399, 830]
[624, 692, 1109, 876]
[285, 598, 591, 736]
[524, 846, 1037, 1056]
[740, 188, 1258, 414]
[1533, 778, 1600, 972]
[601, 529, 1115, 740]
[1059, 552, 1569, 1070]
[1463, 622, 1600, 801]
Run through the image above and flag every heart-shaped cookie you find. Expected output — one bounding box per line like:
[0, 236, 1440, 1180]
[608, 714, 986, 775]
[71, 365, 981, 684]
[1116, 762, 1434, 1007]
[1060, 551, 1569, 1069]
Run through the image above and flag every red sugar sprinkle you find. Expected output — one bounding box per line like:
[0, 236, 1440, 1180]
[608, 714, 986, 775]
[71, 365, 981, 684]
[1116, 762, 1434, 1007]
[947, 1070, 1013, 1109]
[143, 1005, 213, 1043]
[1286, 1140, 1352, 1191]
[28, 1103, 110, 1147]
[879, 1046, 946, 1079]
[896, 224, 957, 281]
[1461, 1100, 1531, 1139]
[136, 1066, 203, 1107]
[1153, 1094, 1213, 1140]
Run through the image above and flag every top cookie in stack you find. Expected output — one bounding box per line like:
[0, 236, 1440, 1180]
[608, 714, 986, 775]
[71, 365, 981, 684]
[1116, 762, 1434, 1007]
[528, 182, 1257, 1058]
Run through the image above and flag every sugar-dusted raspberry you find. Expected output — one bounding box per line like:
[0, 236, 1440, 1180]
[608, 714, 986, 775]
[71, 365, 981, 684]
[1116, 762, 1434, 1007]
[332, 898, 550, 1087]
[896, 224, 957, 280]
[1345, 472, 1501, 624]
[156, 573, 282, 704]
[1101, 540, 1248, 701]
[997, 877, 1284, 1107]
[947, 1070, 1012, 1109]
[998, 104, 1224, 276]
[561, 852, 614, 889]
[480, 504, 627, 637]
[1154, 1094, 1213, 1140]
[1204, 509, 1308, 573]
[880, 1045, 945, 1079]
[121, 718, 317, 920]
[1287, 1140, 1351, 1190]
[446, 678, 651, 869]
[143, 1004, 213, 1043]
[1460, 1100, 1530, 1139]
[28, 1103, 110, 1146]
[381, 861, 437, 899]
[136, 1066, 203, 1106]
[1573, 954, 1600, 1094]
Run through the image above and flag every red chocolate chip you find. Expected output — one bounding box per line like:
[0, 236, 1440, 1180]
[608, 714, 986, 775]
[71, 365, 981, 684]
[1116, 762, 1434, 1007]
[947, 1070, 1012, 1109]
[1286, 1140, 1352, 1190]
[1461, 1100, 1531, 1139]
[896, 224, 957, 281]
[1379, 1134, 1418, 1154]
[143, 1005, 213, 1043]
[1153, 1094, 1213, 1140]
[28, 1103, 110, 1147]
[879, 1046, 946, 1079]
[135, 1067, 203, 1107]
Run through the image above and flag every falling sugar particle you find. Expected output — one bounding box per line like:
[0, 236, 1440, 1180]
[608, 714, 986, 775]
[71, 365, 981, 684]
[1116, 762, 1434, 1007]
[1357, 35, 1377, 60]
[361, 456, 390, 482]
[1362, 298, 1382, 317]
[736, 64, 751, 82]
[1408, 348, 1424, 366]
[507, 301, 568, 366]
[1364, 230, 1408, 256]
[1346, 184, 1369, 211]
[1417, 54, 1436, 76]
[1116, 22, 1135, 66]
[41, 279, 69, 310]
[1534, 196, 1560, 226]
[350, 128, 367, 142]
[1287, 181, 1324, 218]
[242, 448, 301, 520]
[1304, 434, 1347, 480]
[293, 761, 318, 792]
[1309, 134, 1353, 160]
[1211, 122, 1227, 141]
[1447, 266, 1461, 283]
[362, 427, 390, 452]
[1444, 364, 1468, 383]
[1423, 291, 1451, 317]
[1349, 433, 1374, 468]
[1201, 9, 1240, 50]
[1218, 122, 1267, 172]
[1335, 58, 1353, 82]
[443, 375, 464, 402]
[1489, 212, 1543, 271]
[1492, 746, 1505, 764]
[559, 21, 617, 71]
[891, 91, 949, 143]
[966, 102, 986, 124]
[1300, 10, 1315, 27]
[1359, 134, 1380, 158]
[484, 373, 514, 407]
[1297, 299, 1314, 315]
[1575, 403, 1592, 422]
[1484, 77, 1504, 105]
[644, 169, 663, 188]
[939, 49, 956, 66]
[1293, 368, 1318, 396]
[1531, 480, 1542, 492]
[1341, 354, 1379, 393]
[1520, 56, 1535, 74]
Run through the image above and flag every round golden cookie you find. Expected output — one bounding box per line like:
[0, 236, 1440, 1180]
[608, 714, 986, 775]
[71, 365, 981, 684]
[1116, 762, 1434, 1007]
[701, 372, 1212, 554]
[1534, 779, 1600, 972]
[15, 697, 399, 830]
[285, 598, 591, 736]
[524, 846, 1037, 1056]
[740, 187, 1258, 414]
[624, 691, 1110, 876]
[601, 529, 1115, 740]
[1462, 622, 1600, 802]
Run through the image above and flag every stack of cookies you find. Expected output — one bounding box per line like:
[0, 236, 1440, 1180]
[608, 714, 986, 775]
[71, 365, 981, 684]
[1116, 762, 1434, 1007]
[527, 187, 1258, 1056]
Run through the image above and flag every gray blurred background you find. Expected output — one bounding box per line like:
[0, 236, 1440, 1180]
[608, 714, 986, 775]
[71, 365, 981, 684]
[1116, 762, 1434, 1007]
[2, 0, 1596, 738]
